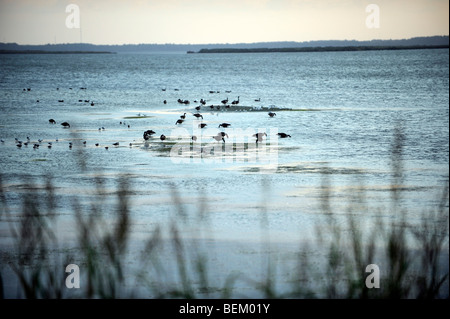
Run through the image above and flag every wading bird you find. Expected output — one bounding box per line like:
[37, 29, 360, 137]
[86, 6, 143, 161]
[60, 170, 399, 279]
[253, 132, 267, 143]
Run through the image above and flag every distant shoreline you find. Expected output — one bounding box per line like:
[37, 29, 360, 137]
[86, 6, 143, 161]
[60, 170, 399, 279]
[191, 45, 449, 54]
[0, 50, 115, 54]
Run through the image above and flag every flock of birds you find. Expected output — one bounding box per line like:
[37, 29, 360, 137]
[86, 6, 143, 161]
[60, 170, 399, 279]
[2, 89, 291, 152]
[144, 95, 291, 145]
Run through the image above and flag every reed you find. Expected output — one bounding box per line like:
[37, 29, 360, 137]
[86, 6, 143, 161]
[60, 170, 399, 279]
[0, 127, 448, 299]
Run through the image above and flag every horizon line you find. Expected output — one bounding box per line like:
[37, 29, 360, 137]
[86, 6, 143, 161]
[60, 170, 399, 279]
[2, 35, 449, 47]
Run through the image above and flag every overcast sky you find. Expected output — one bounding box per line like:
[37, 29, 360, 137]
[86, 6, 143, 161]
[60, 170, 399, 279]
[0, 0, 448, 45]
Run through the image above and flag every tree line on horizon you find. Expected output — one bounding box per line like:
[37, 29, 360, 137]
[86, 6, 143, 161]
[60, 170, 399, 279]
[0, 35, 448, 53]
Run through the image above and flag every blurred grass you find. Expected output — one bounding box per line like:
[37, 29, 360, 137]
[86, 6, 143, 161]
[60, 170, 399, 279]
[0, 127, 448, 299]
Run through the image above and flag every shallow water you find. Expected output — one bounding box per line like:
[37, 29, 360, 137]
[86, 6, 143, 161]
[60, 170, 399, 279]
[0, 49, 448, 297]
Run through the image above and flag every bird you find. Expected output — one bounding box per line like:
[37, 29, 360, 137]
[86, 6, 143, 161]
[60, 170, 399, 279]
[49, 119, 56, 124]
[218, 123, 231, 128]
[198, 123, 207, 128]
[175, 119, 184, 125]
[253, 132, 267, 143]
[143, 130, 156, 140]
[213, 132, 229, 143]
[195, 105, 201, 111]
[268, 112, 276, 117]
[160, 134, 166, 141]
[163, 100, 167, 104]
[61, 122, 70, 128]
[191, 136, 197, 142]
[278, 133, 291, 138]
[193, 113, 203, 119]
[180, 113, 187, 119]
[221, 97, 229, 105]
[113, 142, 119, 146]
[90, 102, 95, 106]
[231, 96, 240, 105]
[105, 146, 109, 150]
[255, 98, 261, 102]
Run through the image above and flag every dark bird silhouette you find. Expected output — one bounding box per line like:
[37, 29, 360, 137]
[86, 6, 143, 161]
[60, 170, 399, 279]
[160, 134, 166, 141]
[268, 112, 276, 117]
[213, 131, 229, 143]
[231, 96, 240, 105]
[175, 119, 184, 125]
[195, 105, 201, 111]
[255, 98, 261, 102]
[49, 119, 56, 124]
[191, 136, 197, 142]
[198, 123, 207, 128]
[253, 132, 267, 143]
[180, 113, 187, 119]
[278, 133, 291, 138]
[221, 97, 229, 105]
[218, 123, 231, 128]
[163, 100, 167, 104]
[143, 130, 156, 140]
[193, 113, 203, 119]
[61, 122, 70, 128]
[113, 142, 119, 146]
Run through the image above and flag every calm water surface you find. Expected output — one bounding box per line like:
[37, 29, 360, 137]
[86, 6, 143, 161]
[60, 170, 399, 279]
[0, 49, 448, 242]
[0, 49, 448, 296]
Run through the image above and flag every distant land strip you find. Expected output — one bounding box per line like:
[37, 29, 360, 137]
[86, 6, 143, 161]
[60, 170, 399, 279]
[0, 50, 115, 54]
[192, 45, 449, 54]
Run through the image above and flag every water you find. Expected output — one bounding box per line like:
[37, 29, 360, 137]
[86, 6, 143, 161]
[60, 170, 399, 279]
[0, 49, 448, 297]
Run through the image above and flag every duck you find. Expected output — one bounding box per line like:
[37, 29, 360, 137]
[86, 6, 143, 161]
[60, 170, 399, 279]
[160, 134, 166, 141]
[175, 119, 184, 125]
[143, 130, 156, 140]
[49, 119, 56, 124]
[180, 113, 187, 119]
[218, 123, 231, 128]
[61, 122, 71, 128]
[253, 132, 267, 143]
[198, 123, 207, 129]
[213, 132, 229, 143]
[277, 133, 291, 138]
[193, 113, 203, 119]
[268, 112, 276, 117]
[231, 96, 240, 105]
[112, 142, 119, 146]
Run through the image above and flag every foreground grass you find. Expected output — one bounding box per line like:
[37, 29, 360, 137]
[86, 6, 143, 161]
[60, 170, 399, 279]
[0, 129, 448, 299]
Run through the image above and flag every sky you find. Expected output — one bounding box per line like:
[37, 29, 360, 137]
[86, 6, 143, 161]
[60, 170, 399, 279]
[0, 0, 448, 45]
